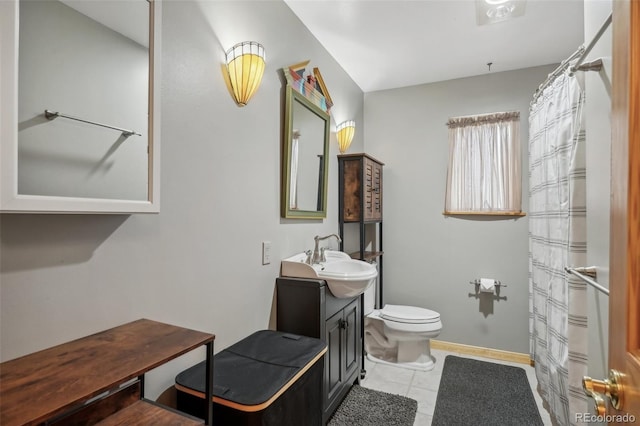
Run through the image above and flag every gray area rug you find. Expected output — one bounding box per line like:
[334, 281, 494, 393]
[432, 355, 543, 426]
[328, 385, 417, 426]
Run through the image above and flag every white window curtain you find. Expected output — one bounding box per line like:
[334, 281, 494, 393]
[445, 112, 521, 214]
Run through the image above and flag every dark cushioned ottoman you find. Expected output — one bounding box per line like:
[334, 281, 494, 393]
[175, 330, 326, 426]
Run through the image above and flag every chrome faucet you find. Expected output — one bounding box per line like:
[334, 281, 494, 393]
[312, 234, 342, 264]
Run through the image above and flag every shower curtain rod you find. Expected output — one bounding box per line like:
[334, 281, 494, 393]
[569, 12, 612, 74]
[565, 267, 609, 296]
[532, 12, 612, 104]
[531, 48, 584, 103]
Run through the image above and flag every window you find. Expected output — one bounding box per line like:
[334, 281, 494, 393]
[444, 111, 523, 215]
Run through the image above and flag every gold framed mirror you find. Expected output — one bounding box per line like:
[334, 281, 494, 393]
[281, 85, 330, 219]
[0, 0, 161, 213]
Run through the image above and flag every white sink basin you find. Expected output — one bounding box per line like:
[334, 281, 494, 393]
[280, 251, 378, 298]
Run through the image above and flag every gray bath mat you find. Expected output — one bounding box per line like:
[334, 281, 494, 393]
[432, 355, 543, 426]
[328, 384, 417, 426]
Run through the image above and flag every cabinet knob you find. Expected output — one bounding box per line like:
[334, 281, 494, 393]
[339, 319, 349, 330]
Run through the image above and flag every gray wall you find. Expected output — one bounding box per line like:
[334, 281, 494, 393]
[0, 0, 364, 399]
[584, 0, 612, 384]
[363, 65, 557, 353]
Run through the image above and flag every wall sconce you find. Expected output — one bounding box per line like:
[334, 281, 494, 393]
[336, 120, 356, 154]
[225, 41, 266, 107]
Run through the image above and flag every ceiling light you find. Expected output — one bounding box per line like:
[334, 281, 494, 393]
[476, 0, 526, 26]
[487, 4, 515, 19]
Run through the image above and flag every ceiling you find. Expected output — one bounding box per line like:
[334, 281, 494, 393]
[284, 0, 585, 93]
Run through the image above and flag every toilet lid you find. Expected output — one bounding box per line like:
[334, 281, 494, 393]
[380, 304, 440, 324]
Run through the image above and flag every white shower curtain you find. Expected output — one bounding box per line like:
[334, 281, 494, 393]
[289, 131, 300, 209]
[528, 71, 588, 426]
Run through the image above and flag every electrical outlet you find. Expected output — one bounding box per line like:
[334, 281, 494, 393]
[262, 241, 271, 265]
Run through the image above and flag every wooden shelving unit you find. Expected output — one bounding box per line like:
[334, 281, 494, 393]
[348, 250, 384, 262]
[338, 153, 384, 381]
[338, 153, 385, 307]
[0, 319, 214, 426]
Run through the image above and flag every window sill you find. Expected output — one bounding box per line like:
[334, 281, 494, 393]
[443, 211, 527, 217]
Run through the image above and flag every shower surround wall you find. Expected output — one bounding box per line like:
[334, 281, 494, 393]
[364, 65, 557, 354]
[584, 0, 612, 386]
[0, 0, 364, 400]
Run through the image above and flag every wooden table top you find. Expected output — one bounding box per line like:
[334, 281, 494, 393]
[0, 319, 214, 426]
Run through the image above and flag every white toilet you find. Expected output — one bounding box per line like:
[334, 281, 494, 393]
[364, 283, 442, 371]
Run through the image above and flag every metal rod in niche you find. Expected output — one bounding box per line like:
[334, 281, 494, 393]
[44, 110, 141, 137]
[574, 58, 604, 73]
[569, 12, 612, 74]
[565, 267, 609, 296]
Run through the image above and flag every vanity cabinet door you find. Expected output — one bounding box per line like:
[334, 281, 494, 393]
[324, 298, 361, 411]
[343, 299, 360, 380]
[325, 311, 343, 407]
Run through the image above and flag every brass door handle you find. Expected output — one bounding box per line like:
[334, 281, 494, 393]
[582, 369, 624, 415]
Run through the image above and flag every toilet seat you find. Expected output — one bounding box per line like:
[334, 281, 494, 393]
[380, 304, 440, 324]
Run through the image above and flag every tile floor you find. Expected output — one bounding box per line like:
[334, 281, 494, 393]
[359, 349, 555, 426]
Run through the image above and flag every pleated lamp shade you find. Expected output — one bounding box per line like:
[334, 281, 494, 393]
[225, 42, 266, 107]
[336, 120, 356, 154]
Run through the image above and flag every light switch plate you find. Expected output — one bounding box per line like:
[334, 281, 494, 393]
[262, 241, 271, 265]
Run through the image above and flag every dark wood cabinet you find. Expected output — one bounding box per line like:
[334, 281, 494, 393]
[339, 153, 383, 223]
[276, 277, 361, 425]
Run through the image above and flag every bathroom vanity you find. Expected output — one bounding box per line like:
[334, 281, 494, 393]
[276, 277, 361, 424]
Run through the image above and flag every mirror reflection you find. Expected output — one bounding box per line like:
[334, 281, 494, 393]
[290, 99, 326, 211]
[282, 86, 330, 219]
[17, 0, 150, 201]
